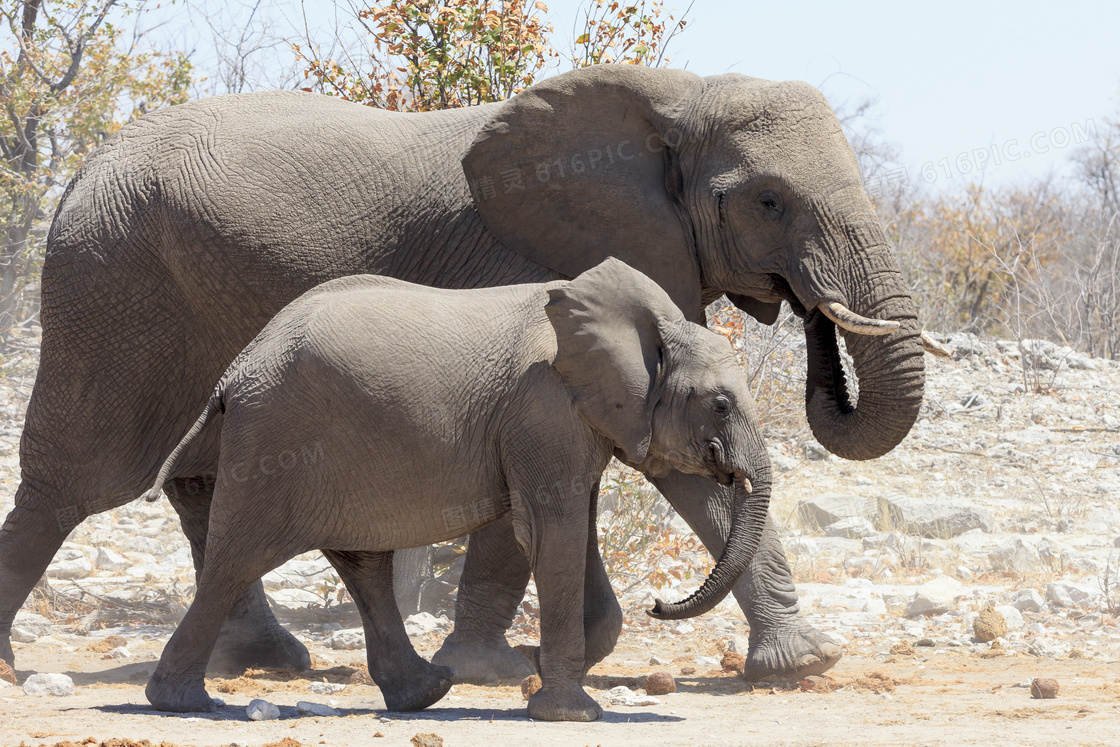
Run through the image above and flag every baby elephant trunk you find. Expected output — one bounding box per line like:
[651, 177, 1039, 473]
[647, 470, 771, 620]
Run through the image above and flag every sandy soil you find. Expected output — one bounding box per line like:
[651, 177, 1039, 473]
[3, 624, 1120, 747]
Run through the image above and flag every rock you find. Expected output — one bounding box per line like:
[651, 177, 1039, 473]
[46, 557, 93, 579]
[645, 671, 676, 695]
[521, 674, 542, 700]
[110, 646, 131, 660]
[309, 681, 346, 695]
[973, 606, 1007, 642]
[797, 493, 875, 531]
[824, 516, 877, 539]
[0, 659, 16, 684]
[1046, 581, 1101, 608]
[719, 652, 745, 674]
[877, 494, 992, 538]
[246, 698, 280, 721]
[22, 673, 75, 696]
[268, 589, 325, 608]
[889, 642, 915, 656]
[410, 735, 443, 747]
[915, 638, 936, 647]
[649, 655, 670, 666]
[404, 612, 450, 637]
[96, 547, 130, 572]
[297, 700, 339, 717]
[1028, 639, 1070, 659]
[1031, 678, 1059, 699]
[995, 605, 1023, 631]
[694, 655, 720, 669]
[0, 679, 11, 689]
[329, 629, 365, 650]
[10, 627, 38, 643]
[1010, 589, 1044, 613]
[726, 635, 751, 655]
[12, 611, 51, 637]
[606, 685, 660, 707]
[907, 576, 964, 616]
[1060, 549, 1100, 573]
[679, 667, 696, 675]
[988, 538, 1041, 573]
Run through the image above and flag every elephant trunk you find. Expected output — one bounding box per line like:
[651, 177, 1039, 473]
[803, 240, 926, 461]
[648, 467, 771, 620]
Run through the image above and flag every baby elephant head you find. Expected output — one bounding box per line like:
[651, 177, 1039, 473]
[546, 258, 771, 619]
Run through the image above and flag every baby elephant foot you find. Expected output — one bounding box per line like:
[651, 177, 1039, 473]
[146, 667, 218, 713]
[431, 632, 535, 684]
[743, 616, 842, 681]
[527, 681, 602, 722]
[381, 662, 454, 712]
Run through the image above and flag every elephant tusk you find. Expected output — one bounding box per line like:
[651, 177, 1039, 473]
[921, 331, 953, 358]
[818, 301, 900, 336]
[740, 476, 752, 495]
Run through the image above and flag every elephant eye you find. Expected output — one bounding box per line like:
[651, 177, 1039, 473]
[713, 395, 731, 416]
[759, 190, 782, 217]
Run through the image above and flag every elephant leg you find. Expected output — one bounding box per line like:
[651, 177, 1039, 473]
[164, 477, 310, 674]
[0, 485, 77, 667]
[431, 516, 535, 683]
[651, 470, 841, 681]
[323, 549, 452, 712]
[147, 529, 293, 713]
[582, 483, 622, 674]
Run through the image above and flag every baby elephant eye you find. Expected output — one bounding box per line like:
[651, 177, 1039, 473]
[713, 396, 731, 416]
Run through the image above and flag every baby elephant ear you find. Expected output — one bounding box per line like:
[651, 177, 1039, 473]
[545, 258, 685, 463]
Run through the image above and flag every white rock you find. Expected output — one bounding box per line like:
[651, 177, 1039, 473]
[824, 516, 877, 539]
[22, 673, 75, 696]
[296, 700, 339, 717]
[309, 681, 346, 695]
[11, 627, 38, 643]
[404, 612, 450, 637]
[995, 605, 1023, 631]
[907, 576, 964, 616]
[605, 685, 660, 707]
[694, 656, 720, 668]
[674, 622, 694, 635]
[329, 629, 365, 650]
[246, 699, 280, 721]
[12, 612, 51, 637]
[1028, 638, 1069, 659]
[1010, 589, 1044, 613]
[797, 494, 876, 531]
[649, 655, 671, 666]
[46, 557, 93, 579]
[862, 598, 888, 615]
[110, 646, 131, 660]
[988, 538, 1040, 573]
[877, 494, 992, 538]
[1046, 581, 1101, 608]
[96, 547, 130, 572]
[267, 589, 324, 609]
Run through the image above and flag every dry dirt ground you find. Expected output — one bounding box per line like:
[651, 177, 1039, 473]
[2, 330, 1120, 746]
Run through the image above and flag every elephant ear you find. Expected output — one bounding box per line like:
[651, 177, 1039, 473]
[464, 65, 706, 321]
[544, 258, 685, 463]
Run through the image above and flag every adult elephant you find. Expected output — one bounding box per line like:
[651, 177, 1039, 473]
[0, 65, 924, 683]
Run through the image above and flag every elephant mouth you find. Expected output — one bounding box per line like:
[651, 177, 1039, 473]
[703, 440, 736, 487]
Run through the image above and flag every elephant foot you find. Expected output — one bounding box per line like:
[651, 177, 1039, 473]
[380, 662, 455, 712]
[743, 616, 843, 682]
[527, 681, 602, 722]
[207, 618, 311, 675]
[431, 631, 535, 684]
[146, 667, 218, 713]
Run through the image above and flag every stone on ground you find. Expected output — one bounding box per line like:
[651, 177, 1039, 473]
[22, 673, 75, 696]
[797, 493, 875, 531]
[907, 576, 964, 616]
[297, 700, 339, 717]
[877, 493, 992, 538]
[606, 685, 660, 706]
[988, 537, 1040, 573]
[246, 698, 280, 721]
[329, 629, 365, 650]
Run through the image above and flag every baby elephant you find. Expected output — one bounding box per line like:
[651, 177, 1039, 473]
[141, 258, 771, 721]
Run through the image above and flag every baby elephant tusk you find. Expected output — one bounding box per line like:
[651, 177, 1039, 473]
[921, 331, 953, 357]
[739, 475, 753, 495]
[818, 301, 900, 336]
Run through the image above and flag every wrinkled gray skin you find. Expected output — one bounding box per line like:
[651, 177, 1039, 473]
[141, 261, 773, 721]
[0, 65, 924, 684]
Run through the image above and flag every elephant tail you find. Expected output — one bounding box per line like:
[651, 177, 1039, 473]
[141, 391, 223, 503]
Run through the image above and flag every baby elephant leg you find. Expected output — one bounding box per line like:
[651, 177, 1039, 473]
[147, 537, 290, 713]
[323, 549, 453, 712]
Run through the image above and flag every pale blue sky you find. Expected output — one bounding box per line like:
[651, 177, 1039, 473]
[156, 0, 1120, 192]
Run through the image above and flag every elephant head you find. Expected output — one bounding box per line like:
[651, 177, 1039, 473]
[545, 258, 771, 619]
[464, 65, 924, 460]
